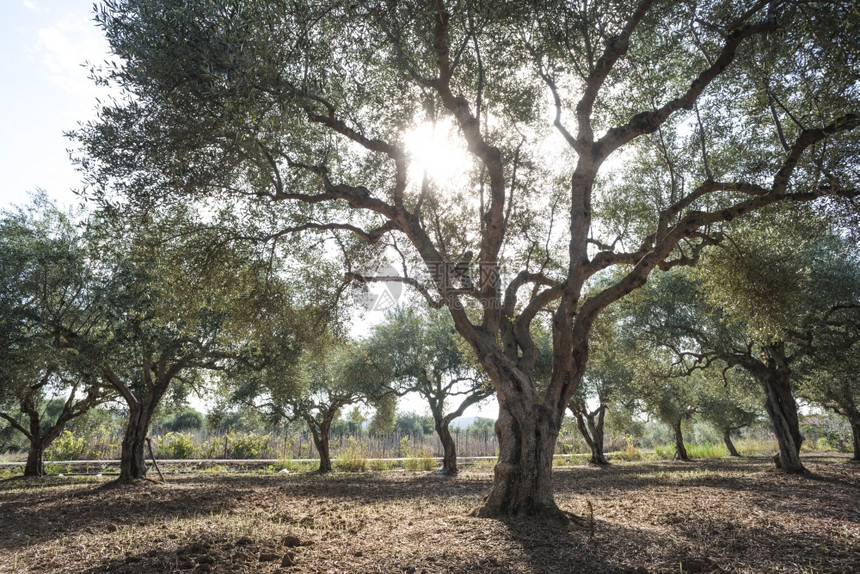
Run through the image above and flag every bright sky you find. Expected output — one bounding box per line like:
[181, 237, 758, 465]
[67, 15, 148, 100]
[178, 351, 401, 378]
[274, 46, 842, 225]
[1, 0, 111, 211]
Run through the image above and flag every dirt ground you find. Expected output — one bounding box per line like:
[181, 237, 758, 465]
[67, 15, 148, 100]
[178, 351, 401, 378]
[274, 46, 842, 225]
[0, 456, 858, 574]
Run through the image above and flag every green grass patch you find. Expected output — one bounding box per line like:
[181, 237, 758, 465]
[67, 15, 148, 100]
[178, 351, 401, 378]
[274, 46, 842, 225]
[686, 442, 728, 458]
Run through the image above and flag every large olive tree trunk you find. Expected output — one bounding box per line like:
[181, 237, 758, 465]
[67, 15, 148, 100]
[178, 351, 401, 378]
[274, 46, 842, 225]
[24, 438, 46, 477]
[21, 395, 48, 477]
[760, 345, 805, 473]
[119, 397, 159, 482]
[471, 395, 563, 518]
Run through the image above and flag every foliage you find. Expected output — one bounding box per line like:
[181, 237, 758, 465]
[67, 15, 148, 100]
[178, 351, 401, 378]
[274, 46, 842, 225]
[0, 194, 112, 474]
[466, 418, 495, 437]
[45, 431, 85, 461]
[394, 412, 435, 436]
[335, 437, 368, 472]
[153, 408, 205, 434]
[801, 414, 852, 454]
[72, 0, 860, 512]
[226, 431, 270, 459]
[156, 432, 196, 459]
[608, 437, 642, 462]
[654, 442, 728, 459]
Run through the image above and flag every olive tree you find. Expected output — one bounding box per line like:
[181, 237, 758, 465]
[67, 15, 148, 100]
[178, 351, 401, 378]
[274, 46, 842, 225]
[625, 217, 857, 472]
[568, 308, 633, 465]
[65, 211, 291, 483]
[696, 369, 762, 457]
[237, 336, 385, 473]
[795, 254, 860, 460]
[365, 307, 491, 474]
[0, 195, 111, 477]
[76, 0, 858, 515]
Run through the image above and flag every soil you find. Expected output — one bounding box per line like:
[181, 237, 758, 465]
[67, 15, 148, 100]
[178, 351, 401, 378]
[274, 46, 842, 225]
[1, 456, 858, 573]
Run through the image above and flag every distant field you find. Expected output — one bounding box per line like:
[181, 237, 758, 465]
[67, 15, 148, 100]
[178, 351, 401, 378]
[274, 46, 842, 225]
[1, 455, 857, 573]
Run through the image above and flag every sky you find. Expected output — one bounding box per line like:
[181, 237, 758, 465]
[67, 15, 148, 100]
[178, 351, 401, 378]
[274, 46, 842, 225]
[0, 0, 499, 421]
[1, 0, 111, 211]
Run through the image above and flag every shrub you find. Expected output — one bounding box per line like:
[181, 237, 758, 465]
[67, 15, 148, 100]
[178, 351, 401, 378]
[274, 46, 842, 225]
[227, 432, 268, 459]
[369, 459, 393, 471]
[472, 458, 496, 470]
[610, 436, 642, 461]
[652, 445, 674, 459]
[46, 431, 85, 461]
[733, 438, 776, 456]
[82, 426, 121, 459]
[398, 436, 436, 471]
[157, 432, 195, 459]
[270, 458, 302, 473]
[403, 452, 436, 471]
[335, 437, 368, 471]
[199, 436, 223, 459]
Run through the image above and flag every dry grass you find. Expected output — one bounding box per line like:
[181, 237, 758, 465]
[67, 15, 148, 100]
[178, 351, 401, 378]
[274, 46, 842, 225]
[0, 455, 858, 573]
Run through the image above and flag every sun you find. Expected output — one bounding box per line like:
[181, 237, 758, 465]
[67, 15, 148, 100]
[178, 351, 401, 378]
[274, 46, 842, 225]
[403, 118, 472, 187]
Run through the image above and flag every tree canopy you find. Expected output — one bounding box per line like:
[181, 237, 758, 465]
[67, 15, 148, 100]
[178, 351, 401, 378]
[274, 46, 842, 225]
[74, 0, 859, 516]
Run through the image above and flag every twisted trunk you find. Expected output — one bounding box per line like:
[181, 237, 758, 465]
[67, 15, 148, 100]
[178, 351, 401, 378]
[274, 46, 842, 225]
[18, 386, 98, 477]
[573, 404, 609, 465]
[472, 392, 562, 518]
[21, 395, 46, 477]
[673, 420, 689, 461]
[723, 429, 741, 457]
[430, 391, 488, 475]
[760, 345, 805, 473]
[436, 418, 458, 474]
[308, 418, 333, 473]
[24, 438, 46, 477]
[119, 397, 159, 482]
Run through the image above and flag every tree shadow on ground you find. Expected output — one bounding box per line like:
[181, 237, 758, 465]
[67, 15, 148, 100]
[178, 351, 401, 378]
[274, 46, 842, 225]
[553, 457, 859, 525]
[0, 476, 260, 550]
[2, 459, 858, 573]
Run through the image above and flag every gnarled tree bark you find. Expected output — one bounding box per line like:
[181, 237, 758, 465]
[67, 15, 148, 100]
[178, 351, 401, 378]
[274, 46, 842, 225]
[760, 344, 805, 473]
[118, 394, 161, 482]
[306, 410, 336, 473]
[571, 402, 610, 465]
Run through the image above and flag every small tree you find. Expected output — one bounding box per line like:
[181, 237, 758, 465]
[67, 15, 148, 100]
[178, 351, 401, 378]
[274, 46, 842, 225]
[635, 355, 701, 461]
[696, 369, 763, 457]
[795, 270, 860, 460]
[568, 308, 633, 465]
[291, 346, 381, 473]
[0, 195, 110, 476]
[364, 307, 491, 474]
[235, 330, 388, 473]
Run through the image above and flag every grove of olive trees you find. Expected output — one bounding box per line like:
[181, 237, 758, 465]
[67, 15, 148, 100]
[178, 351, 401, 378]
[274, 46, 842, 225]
[0, 1, 855, 530]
